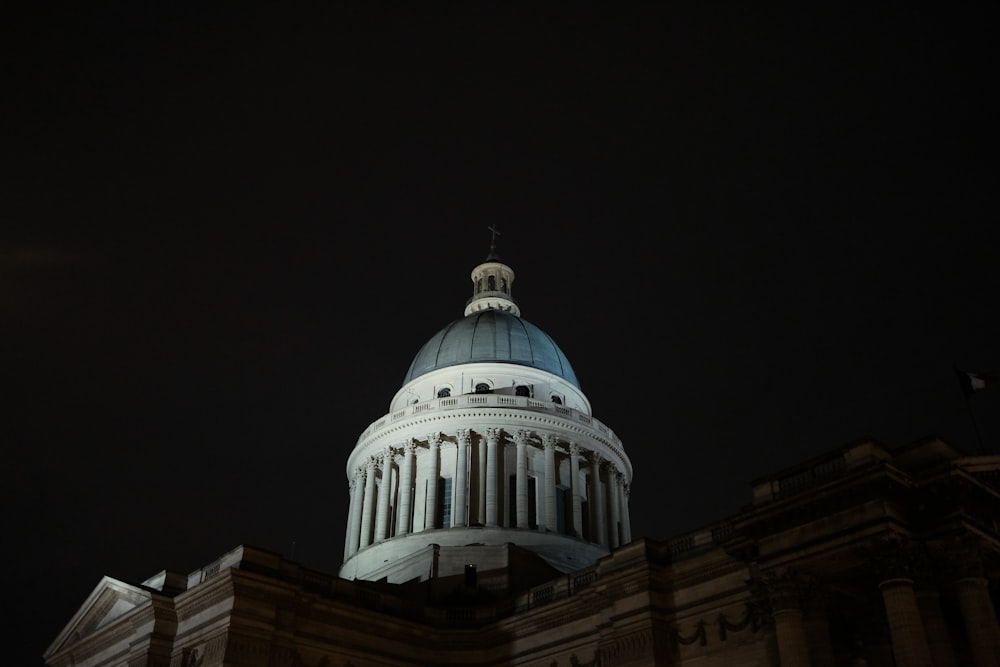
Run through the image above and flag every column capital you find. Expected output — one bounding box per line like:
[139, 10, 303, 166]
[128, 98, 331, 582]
[933, 534, 988, 581]
[514, 429, 530, 446]
[866, 534, 929, 583]
[457, 428, 472, 444]
[484, 426, 500, 442]
[427, 432, 441, 447]
[569, 441, 581, 456]
[590, 451, 604, 467]
[401, 438, 415, 454]
[543, 433, 557, 449]
[761, 566, 811, 612]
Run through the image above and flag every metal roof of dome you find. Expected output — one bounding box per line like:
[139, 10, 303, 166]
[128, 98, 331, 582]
[402, 309, 580, 388]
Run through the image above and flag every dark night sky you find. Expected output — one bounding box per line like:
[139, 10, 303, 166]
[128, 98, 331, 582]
[4, 4, 998, 664]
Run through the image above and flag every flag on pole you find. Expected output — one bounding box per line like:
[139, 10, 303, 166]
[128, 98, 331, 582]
[955, 369, 997, 399]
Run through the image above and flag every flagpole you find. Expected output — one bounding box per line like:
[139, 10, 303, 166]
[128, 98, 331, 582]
[955, 366, 987, 454]
[963, 393, 987, 455]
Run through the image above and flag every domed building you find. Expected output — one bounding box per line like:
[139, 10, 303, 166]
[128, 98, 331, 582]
[339, 238, 632, 583]
[44, 236, 1000, 667]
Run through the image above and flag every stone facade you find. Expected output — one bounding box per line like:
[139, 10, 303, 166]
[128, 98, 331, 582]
[46, 436, 1000, 666]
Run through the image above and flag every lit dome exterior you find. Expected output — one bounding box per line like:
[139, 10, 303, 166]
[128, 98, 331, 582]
[340, 239, 632, 583]
[402, 309, 580, 388]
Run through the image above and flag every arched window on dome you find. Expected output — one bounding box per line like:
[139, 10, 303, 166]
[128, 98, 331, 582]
[437, 388, 451, 398]
[488, 275, 496, 291]
[475, 382, 491, 394]
[476, 278, 482, 294]
[515, 385, 530, 397]
[501, 277, 508, 293]
[551, 395, 562, 405]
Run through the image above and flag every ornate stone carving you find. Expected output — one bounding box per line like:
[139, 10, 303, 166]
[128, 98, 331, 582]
[760, 566, 810, 612]
[867, 533, 929, 583]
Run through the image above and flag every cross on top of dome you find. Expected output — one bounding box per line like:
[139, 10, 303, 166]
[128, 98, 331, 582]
[486, 224, 501, 261]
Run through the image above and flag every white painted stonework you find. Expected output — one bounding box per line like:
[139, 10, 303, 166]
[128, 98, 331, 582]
[340, 250, 633, 582]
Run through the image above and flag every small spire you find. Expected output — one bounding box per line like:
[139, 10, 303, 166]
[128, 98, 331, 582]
[486, 225, 501, 261]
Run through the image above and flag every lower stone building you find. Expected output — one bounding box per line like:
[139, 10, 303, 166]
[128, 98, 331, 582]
[45, 435, 1000, 666]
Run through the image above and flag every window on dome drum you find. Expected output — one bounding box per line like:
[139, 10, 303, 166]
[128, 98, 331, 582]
[515, 385, 530, 397]
[556, 486, 569, 534]
[528, 477, 538, 529]
[475, 383, 491, 394]
[476, 278, 482, 293]
[440, 477, 452, 528]
[488, 275, 496, 291]
[501, 277, 508, 293]
[437, 388, 451, 398]
[551, 395, 562, 404]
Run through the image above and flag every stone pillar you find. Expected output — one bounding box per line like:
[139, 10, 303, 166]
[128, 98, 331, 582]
[396, 439, 415, 536]
[569, 442, 583, 538]
[955, 577, 1000, 667]
[916, 589, 957, 667]
[515, 429, 529, 529]
[424, 433, 440, 531]
[607, 466, 621, 549]
[485, 427, 499, 526]
[477, 431, 487, 525]
[359, 459, 376, 548]
[621, 482, 632, 543]
[764, 567, 812, 667]
[880, 578, 932, 667]
[374, 447, 393, 541]
[345, 474, 360, 559]
[543, 434, 557, 532]
[871, 535, 933, 667]
[453, 429, 470, 527]
[590, 452, 606, 546]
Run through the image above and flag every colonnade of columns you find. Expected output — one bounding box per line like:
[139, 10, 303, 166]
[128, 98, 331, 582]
[761, 536, 1000, 667]
[344, 427, 631, 560]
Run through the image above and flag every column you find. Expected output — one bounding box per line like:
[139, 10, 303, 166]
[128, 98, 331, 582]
[345, 472, 362, 559]
[396, 439, 415, 536]
[359, 459, 376, 548]
[569, 442, 583, 538]
[424, 433, 441, 530]
[454, 429, 470, 527]
[621, 482, 632, 543]
[872, 536, 933, 667]
[374, 447, 393, 541]
[880, 578, 932, 667]
[477, 430, 487, 525]
[915, 589, 957, 667]
[607, 466, 620, 548]
[590, 453, 606, 546]
[515, 429, 529, 529]
[955, 577, 1000, 667]
[543, 434, 557, 532]
[485, 427, 499, 526]
[765, 567, 812, 667]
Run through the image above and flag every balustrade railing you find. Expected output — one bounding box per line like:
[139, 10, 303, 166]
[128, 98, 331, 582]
[357, 394, 625, 457]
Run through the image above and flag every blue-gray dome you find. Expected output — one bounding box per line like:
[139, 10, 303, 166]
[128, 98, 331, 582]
[403, 309, 580, 388]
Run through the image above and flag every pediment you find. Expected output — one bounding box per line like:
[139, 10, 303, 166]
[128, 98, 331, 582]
[45, 575, 154, 657]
